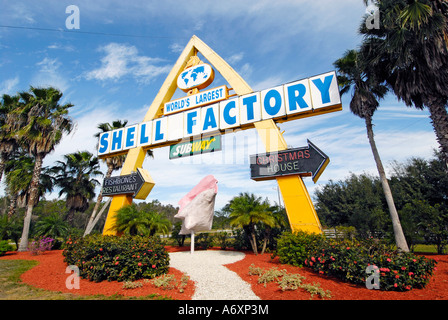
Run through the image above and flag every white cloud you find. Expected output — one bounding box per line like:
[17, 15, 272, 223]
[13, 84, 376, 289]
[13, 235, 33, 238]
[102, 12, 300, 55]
[0, 76, 19, 95]
[85, 43, 171, 84]
[169, 43, 184, 53]
[47, 43, 75, 52]
[227, 53, 244, 65]
[32, 58, 69, 93]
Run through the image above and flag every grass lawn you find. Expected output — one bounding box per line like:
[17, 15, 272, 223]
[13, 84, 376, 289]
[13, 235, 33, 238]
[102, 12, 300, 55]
[412, 244, 440, 254]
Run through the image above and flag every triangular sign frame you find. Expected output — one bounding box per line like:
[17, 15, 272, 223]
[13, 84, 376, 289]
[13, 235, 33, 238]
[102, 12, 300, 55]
[142, 35, 254, 123]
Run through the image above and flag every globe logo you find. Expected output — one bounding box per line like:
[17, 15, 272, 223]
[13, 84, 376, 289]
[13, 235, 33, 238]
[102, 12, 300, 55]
[177, 63, 215, 92]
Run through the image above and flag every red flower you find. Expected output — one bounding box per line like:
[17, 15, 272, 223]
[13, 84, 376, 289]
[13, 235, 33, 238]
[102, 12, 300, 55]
[395, 275, 399, 279]
[138, 262, 142, 266]
[394, 283, 398, 288]
[152, 265, 156, 268]
[311, 257, 316, 262]
[115, 261, 119, 265]
[401, 266, 406, 271]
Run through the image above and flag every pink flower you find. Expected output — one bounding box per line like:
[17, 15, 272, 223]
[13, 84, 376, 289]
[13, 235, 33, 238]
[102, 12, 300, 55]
[115, 261, 119, 265]
[138, 262, 142, 266]
[409, 272, 414, 276]
[152, 265, 156, 268]
[311, 257, 316, 262]
[394, 283, 398, 288]
[387, 258, 391, 262]
[401, 266, 406, 271]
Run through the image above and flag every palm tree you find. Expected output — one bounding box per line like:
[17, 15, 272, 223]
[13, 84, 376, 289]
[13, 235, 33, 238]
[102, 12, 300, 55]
[260, 204, 288, 254]
[0, 94, 20, 183]
[8, 87, 73, 251]
[228, 192, 275, 255]
[51, 151, 102, 226]
[112, 204, 152, 236]
[148, 212, 172, 236]
[84, 120, 154, 236]
[360, 0, 448, 168]
[334, 49, 410, 252]
[34, 212, 69, 239]
[4, 149, 53, 218]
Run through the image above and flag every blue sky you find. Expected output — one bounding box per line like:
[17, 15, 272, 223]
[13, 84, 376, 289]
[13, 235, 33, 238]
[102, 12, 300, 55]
[0, 1, 438, 210]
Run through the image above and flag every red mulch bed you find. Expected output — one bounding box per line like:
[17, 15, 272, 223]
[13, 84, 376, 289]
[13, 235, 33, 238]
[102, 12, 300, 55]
[1, 247, 447, 300]
[0, 248, 195, 300]
[225, 251, 448, 300]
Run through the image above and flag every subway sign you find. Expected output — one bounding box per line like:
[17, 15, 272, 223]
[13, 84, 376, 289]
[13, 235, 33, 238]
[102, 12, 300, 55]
[169, 135, 221, 159]
[97, 71, 341, 158]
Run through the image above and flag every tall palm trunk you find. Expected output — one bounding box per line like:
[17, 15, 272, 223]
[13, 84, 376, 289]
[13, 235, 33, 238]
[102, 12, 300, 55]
[261, 227, 271, 255]
[365, 116, 409, 252]
[427, 99, 448, 170]
[18, 154, 43, 251]
[84, 165, 114, 236]
[7, 193, 17, 218]
[244, 225, 258, 255]
[0, 156, 5, 183]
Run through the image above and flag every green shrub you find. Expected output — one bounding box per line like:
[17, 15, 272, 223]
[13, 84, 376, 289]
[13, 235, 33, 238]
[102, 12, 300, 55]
[195, 233, 214, 250]
[63, 234, 169, 282]
[274, 231, 326, 267]
[0, 240, 13, 256]
[248, 264, 331, 299]
[216, 231, 230, 250]
[274, 231, 437, 291]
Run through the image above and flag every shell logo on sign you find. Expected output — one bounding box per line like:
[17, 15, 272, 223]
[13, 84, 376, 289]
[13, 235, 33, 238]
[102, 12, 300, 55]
[177, 63, 215, 92]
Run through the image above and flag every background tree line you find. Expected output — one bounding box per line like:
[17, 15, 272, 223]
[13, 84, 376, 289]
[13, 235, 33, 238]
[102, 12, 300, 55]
[315, 151, 448, 253]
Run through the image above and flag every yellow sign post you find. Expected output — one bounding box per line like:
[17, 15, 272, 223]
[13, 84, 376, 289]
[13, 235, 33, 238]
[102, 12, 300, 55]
[100, 35, 341, 236]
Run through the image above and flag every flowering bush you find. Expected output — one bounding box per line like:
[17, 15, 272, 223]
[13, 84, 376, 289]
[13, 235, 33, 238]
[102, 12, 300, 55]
[275, 231, 437, 291]
[28, 237, 54, 255]
[63, 235, 169, 282]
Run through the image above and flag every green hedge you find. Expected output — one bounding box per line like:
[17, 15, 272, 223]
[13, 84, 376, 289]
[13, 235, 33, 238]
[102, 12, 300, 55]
[274, 231, 437, 291]
[0, 240, 13, 256]
[63, 235, 169, 282]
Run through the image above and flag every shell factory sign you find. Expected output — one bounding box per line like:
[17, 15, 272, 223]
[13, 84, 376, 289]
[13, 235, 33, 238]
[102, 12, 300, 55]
[97, 69, 341, 158]
[97, 35, 343, 237]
